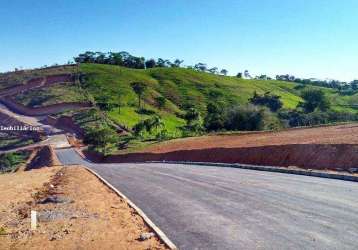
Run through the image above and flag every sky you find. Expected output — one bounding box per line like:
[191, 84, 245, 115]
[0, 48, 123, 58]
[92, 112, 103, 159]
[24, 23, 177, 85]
[1, 0, 358, 81]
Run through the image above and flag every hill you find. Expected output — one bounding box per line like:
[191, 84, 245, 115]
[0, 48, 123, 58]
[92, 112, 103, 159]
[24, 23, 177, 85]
[78, 63, 358, 132]
[2, 63, 358, 154]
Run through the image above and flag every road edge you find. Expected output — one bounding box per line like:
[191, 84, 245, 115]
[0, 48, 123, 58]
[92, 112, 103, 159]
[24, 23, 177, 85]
[149, 161, 358, 182]
[82, 166, 178, 250]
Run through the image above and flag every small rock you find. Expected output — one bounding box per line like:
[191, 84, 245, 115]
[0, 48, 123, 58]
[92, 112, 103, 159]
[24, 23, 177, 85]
[38, 196, 73, 204]
[49, 236, 56, 241]
[38, 211, 68, 222]
[139, 232, 155, 241]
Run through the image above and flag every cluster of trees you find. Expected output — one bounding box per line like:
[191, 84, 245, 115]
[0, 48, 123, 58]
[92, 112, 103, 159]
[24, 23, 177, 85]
[74, 51, 146, 69]
[84, 126, 118, 156]
[203, 104, 273, 132]
[188, 63, 229, 75]
[297, 89, 330, 113]
[74, 51, 231, 76]
[276, 73, 358, 92]
[278, 110, 358, 127]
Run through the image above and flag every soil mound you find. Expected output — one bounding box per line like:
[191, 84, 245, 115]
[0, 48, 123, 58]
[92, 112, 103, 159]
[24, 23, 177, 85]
[25, 146, 61, 170]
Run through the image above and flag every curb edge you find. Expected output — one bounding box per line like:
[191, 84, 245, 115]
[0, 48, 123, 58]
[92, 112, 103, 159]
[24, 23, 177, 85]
[148, 161, 358, 183]
[82, 166, 178, 250]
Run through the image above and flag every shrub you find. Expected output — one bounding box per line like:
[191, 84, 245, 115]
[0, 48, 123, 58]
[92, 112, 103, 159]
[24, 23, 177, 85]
[249, 91, 283, 112]
[298, 89, 330, 113]
[84, 126, 118, 156]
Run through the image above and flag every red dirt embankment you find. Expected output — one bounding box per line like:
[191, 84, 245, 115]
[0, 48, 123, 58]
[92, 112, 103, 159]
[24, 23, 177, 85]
[0, 74, 74, 97]
[103, 124, 358, 171]
[43, 116, 84, 137]
[0, 97, 91, 116]
[25, 146, 61, 171]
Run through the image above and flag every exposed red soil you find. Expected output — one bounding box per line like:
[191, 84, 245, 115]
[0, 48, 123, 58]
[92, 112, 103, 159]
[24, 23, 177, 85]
[102, 124, 358, 171]
[25, 146, 61, 171]
[0, 97, 91, 116]
[43, 116, 84, 138]
[0, 74, 74, 97]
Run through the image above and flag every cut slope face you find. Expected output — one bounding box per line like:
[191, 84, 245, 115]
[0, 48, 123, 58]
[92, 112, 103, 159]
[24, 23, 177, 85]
[103, 124, 358, 170]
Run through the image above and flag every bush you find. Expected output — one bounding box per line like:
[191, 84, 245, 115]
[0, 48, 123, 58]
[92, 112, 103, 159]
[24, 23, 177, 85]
[224, 105, 265, 131]
[249, 91, 283, 112]
[299, 89, 330, 113]
[278, 109, 358, 127]
[84, 126, 118, 156]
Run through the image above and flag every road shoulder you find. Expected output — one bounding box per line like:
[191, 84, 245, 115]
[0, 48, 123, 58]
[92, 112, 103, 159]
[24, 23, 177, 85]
[0, 166, 167, 250]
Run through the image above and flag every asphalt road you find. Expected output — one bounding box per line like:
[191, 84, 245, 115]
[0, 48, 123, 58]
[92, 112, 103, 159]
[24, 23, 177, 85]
[56, 148, 358, 250]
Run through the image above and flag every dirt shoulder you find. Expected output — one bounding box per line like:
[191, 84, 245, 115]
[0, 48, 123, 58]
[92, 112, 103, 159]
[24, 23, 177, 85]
[139, 124, 358, 153]
[0, 166, 167, 250]
[101, 124, 358, 171]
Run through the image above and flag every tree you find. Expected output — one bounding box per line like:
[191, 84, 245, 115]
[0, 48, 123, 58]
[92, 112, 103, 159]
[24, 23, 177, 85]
[184, 108, 201, 125]
[133, 116, 164, 136]
[299, 89, 330, 113]
[204, 103, 225, 131]
[351, 80, 358, 90]
[236, 72, 242, 78]
[172, 59, 184, 67]
[157, 58, 171, 67]
[85, 126, 118, 156]
[131, 82, 147, 109]
[145, 59, 156, 68]
[208, 67, 218, 74]
[194, 63, 207, 72]
[249, 91, 283, 112]
[220, 69, 228, 76]
[155, 96, 166, 109]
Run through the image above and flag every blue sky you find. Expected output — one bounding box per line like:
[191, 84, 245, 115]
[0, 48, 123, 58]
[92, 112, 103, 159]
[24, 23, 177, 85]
[1, 0, 358, 81]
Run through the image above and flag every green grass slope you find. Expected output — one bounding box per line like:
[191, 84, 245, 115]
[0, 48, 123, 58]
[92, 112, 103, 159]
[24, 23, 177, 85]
[79, 63, 311, 134]
[2, 63, 358, 136]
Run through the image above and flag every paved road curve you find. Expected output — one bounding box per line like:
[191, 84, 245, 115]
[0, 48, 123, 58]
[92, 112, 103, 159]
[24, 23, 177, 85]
[56, 148, 358, 250]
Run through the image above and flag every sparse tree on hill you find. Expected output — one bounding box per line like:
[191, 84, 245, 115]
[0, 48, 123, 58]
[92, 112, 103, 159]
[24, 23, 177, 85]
[172, 59, 184, 67]
[131, 82, 147, 109]
[145, 59, 156, 68]
[236, 72, 242, 78]
[194, 63, 207, 72]
[298, 89, 330, 113]
[208, 67, 218, 74]
[220, 69, 228, 76]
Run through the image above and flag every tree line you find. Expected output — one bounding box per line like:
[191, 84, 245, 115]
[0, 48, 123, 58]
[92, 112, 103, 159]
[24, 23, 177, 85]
[74, 51, 231, 76]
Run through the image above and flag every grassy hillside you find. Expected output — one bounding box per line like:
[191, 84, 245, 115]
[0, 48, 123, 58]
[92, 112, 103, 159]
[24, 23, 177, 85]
[78, 63, 358, 134]
[2, 63, 358, 138]
[79, 64, 300, 134]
